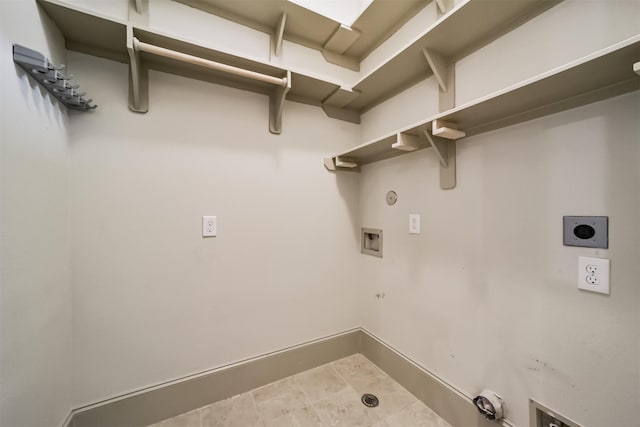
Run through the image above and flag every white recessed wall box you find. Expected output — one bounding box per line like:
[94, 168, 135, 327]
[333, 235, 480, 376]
[361, 228, 382, 258]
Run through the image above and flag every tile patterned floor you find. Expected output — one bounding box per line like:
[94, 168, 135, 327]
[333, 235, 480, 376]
[148, 354, 452, 427]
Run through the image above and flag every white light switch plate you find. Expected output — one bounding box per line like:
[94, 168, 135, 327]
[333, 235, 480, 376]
[578, 256, 609, 295]
[409, 214, 421, 234]
[202, 216, 217, 237]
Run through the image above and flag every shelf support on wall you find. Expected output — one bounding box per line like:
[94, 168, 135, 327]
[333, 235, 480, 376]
[322, 87, 361, 124]
[127, 27, 149, 113]
[435, 0, 453, 16]
[129, 0, 148, 26]
[422, 48, 455, 112]
[323, 156, 358, 171]
[335, 156, 358, 168]
[322, 25, 361, 71]
[272, 13, 287, 57]
[324, 157, 337, 171]
[432, 119, 466, 140]
[269, 70, 291, 134]
[392, 133, 421, 151]
[131, 36, 291, 132]
[424, 130, 456, 190]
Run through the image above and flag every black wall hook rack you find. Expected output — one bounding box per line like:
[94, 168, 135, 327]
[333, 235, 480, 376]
[13, 44, 97, 111]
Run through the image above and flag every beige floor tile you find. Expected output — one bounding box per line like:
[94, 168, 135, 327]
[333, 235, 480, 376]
[313, 388, 381, 427]
[293, 364, 349, 402]
[201, 393, 263, 427]
[332, 354, 387, 392]
[147, 354, 450, 427]
[384, 401, 452, 427]
[252, 378, 310, 422]
[153, 409, 201, 427]
[333, 354, 416, 418]
[356, 374, 416, 418]
[265, 406, 323, 427]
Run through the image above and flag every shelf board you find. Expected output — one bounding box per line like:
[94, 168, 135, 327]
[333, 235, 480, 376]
[174, 0, 429, 61]
[37, 0, 128, 63]
[39, 0, 562, 116]
[349, 0, 561, 112]
[37, 0, 344, 108]
[330, 36, 640, 168]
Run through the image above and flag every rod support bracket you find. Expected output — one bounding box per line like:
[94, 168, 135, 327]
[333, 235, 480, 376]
[127, 29, 148, 113]
[424, 130, 456, 189]
[269, 70, 291, 134]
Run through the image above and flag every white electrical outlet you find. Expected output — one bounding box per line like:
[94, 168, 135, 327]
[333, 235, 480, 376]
[578, 256, 609, 295]
[202, 216, 217, 237]
[409, 214, 421, 234]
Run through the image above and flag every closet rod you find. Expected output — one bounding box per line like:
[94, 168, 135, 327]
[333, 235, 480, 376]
[133, 38, 288, 87]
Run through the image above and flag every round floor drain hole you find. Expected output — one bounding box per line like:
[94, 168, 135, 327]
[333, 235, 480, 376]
[361, 393, 379, 408]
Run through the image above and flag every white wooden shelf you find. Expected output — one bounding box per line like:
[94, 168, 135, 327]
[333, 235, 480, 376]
[347, 0, 561, 112]
[176, 0, 430, 71]
[37, 0, 562, 125]
[325, 36, 640, 188]
[37, 0, 353, 132]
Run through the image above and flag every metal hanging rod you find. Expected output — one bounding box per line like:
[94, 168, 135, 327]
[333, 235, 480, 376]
[132, 38, 289, 88]
[13, 44, 97, 111]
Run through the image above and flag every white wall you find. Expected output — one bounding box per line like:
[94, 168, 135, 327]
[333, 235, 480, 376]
[2, 0, 638, 425]
[0, 2, 73, 427]
[358, 1, 640, 426]
[362, 0, 640, 140]
[455, 0, 640, 106]
[359, 92, 640, 427]
[66, 52, 362, 406]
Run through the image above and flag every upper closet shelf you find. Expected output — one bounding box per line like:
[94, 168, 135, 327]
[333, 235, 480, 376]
[349, 0, 561, 111]
[37, 0, 351, 133]
[37, 0, 561, 128]
[325, 36, 640, 182]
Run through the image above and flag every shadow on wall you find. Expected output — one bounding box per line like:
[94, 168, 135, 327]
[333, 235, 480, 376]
[14, 64, 67, 129]
[335, 170, 361, 242]
[65, 53, 359, 157]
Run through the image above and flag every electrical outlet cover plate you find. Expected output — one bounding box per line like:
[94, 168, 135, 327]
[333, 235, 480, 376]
[202, 216, 217, 237]
[409, 214, 421, 234]
[578, 256, 609, 295]
[563, 216, 608, 249]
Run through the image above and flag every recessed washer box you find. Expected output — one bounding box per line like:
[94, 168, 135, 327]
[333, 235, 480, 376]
[361, 228, 383, 258]
[563, 216, 608, 249]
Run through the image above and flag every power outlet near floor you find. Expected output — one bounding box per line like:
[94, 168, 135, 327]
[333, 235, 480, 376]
[578, 256, 609, 295]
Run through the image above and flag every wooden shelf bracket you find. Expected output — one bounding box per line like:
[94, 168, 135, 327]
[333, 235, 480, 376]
[269, 70, 291, 134]
[432, 119, 466, 140]
[335, 156, 358, 168]
[127, 27, 149, 113]
[321, 25, 361, 71]
[423, 48, 455, 112]
[392, 132, 421, 151]
[435, 0, 453, 15]
[272, 13, 287, 57]
[129, 0, 148, 26]
[424, 130, 456, 190]
[324, 157, 337, 171]
[322, 87, 361, 124]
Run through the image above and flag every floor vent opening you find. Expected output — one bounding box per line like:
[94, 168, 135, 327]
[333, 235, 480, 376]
[361, 393, 379, 408]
